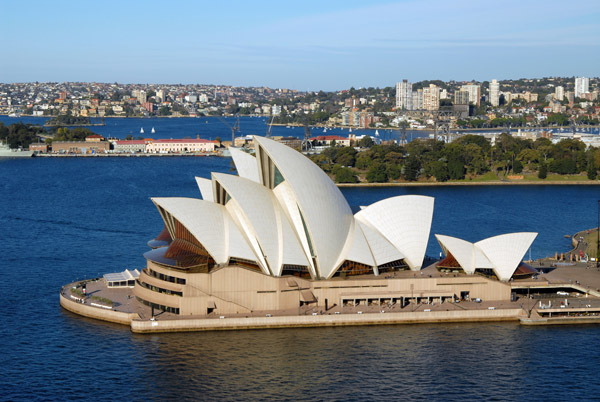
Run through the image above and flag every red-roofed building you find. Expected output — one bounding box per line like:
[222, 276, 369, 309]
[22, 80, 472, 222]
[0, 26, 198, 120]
[85, 134, 105, 142]
[309, 135, 351, 147]
[146, 138, 218, 153]
[114, 140, 147, 153]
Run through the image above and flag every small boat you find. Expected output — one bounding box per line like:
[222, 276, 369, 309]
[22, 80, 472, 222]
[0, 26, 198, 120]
[151, 127, 155, 134]
[140, 127, 144, 134]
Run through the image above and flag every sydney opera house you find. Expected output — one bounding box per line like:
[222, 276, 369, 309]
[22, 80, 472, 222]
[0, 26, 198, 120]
[133, 136, 537, 316]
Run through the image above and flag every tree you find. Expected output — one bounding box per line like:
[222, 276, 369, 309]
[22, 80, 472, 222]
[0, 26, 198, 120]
[355, 153, 373, 170]
[359, 136, 374, 148]
[403, 155, 420, 181]
[366, 162, 388, 183]
[538, 163, 547, 179]
[335, 167, 358, 183]
[215, 136, 222, 146]
[513, 159, 523, 174]
[447, 156, 466, 180]
[429, 161, 449, 182]
[587, 154, 597, 180]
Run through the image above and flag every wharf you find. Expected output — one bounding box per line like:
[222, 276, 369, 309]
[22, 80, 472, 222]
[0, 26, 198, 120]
[38, 152, 222, 158]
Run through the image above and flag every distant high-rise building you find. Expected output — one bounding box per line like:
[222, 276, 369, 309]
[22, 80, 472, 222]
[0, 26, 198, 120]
[489, 79, 500, 107]
[395, 80, 413, 110]
[422, 84, 440, 111]
[554, 86, 564, 101]
[565, 91, 575, 103]
[412, 89, 423, 111]
[439, 89, 448, 100]
[461, 84, 481, 106]
[574, 77, 589, 98]
[137, 90, 147, 104]
[454, 90, 470, 105]
[156, 89, 166, 103]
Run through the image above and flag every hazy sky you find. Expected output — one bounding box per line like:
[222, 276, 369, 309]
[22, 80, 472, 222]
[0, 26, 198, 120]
[1, 0, 598, 90]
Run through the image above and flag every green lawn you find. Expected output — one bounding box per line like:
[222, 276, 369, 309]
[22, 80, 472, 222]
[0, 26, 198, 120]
[582, 230, 599, 260]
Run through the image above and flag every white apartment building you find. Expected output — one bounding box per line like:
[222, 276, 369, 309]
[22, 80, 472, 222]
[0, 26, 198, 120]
[554, 86, 564, 101]
[462, 84, 481, 106]
[575, 77, 589, 98]
[395, 80, 413, 110]
[422, 84, 440, 111]
[489, 79, 500, 107]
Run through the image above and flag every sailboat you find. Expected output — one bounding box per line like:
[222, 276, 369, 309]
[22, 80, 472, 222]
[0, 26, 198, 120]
[151, 127, 155, 134]
[140, 127, 144, 134]
[375, 130, 379, 137]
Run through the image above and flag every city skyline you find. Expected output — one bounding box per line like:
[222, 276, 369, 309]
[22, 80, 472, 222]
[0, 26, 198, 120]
[1, 0, 599, 91]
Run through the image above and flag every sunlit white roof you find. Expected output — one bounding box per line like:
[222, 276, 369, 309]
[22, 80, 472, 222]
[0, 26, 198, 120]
[356, 195, 434, 270]
[436, 232, 537, 281]
[151, 197, 230, 264]
[475, 232, 537, 281]
[254, 136, 354, 279]
[195, 177, 214, 202]
[149, 137, 438, 280]
[229, 147, 260, 183]
[212, 172, 306, 276]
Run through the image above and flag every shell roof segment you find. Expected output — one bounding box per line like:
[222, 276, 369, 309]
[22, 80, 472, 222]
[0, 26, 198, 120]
[253, 136, 354, 279]
[356, 195, 434, 270]
[211, 172, 308, 276]
[436, 232, 538, 281]
[229, 147, 260, 183]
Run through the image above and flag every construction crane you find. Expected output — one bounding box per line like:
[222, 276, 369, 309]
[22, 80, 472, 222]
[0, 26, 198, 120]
[302, 123, 313, 153]
[432, 107, 456, 142]
[216, 114, 240, 147]
[266, 115, 275, 138]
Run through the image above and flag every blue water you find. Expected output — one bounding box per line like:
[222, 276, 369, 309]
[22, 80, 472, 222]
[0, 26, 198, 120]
[1, 152, 600, 400]
[0, 115, 425, 143]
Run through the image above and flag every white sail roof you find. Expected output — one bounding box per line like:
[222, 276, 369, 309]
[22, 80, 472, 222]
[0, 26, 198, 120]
[151, 197, 229, 264]
[212, 172, 306, 276]
[229, 147, 260, 183]
[356, 195, 434, 270]
[254, 136, 354, 279]
[435, 234, 481, 274]
[356, 221, 405, 266]
[195, 177, 214, 202]
[436, 232, 537, 281]
[475, 232, 537, 281]
[344, 221, 376, 268]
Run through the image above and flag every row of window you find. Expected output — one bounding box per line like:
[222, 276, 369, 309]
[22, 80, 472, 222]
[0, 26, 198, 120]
[137, 279, 183, 297]
[136, 296, 180, 315]
[147, 268, 186, 285]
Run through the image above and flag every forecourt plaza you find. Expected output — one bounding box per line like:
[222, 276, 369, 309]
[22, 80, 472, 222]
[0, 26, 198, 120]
[60, 136, 600, 332]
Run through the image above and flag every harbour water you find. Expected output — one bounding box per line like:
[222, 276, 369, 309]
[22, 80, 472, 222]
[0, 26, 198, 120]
[1, 125, 600, 399]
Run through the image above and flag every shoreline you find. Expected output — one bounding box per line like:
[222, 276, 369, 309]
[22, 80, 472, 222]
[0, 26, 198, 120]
[336, 180, 600, 187]
[4, 115, 599, 132]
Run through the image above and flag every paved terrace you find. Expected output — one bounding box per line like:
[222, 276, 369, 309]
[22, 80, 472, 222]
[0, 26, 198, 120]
[62, 261, 600, 325]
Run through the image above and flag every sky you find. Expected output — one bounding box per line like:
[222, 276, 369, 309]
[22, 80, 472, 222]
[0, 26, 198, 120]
[0, 0, 599, 91]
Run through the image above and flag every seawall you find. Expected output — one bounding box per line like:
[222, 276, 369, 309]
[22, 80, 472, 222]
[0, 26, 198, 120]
[130, 308, 522, 333]
[59, 291, 139, 325]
